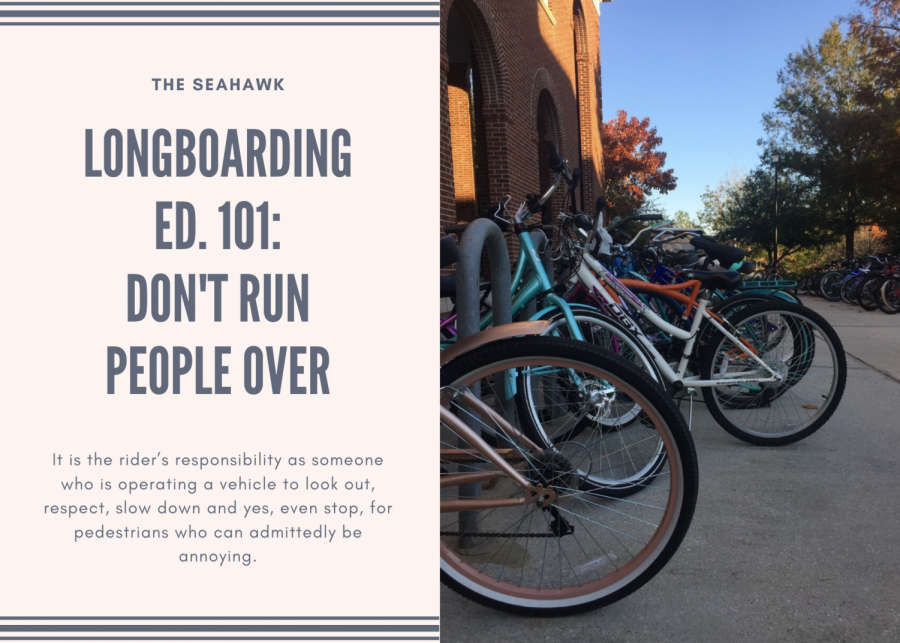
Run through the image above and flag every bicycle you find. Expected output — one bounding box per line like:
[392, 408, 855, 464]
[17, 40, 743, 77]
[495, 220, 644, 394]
[543, 196, 848, 446]
[440, 326, 699, 615]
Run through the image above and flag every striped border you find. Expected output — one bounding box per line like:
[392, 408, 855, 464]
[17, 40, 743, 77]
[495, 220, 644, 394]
[0, 1, 440, 24]
[0, 618, 439, 641]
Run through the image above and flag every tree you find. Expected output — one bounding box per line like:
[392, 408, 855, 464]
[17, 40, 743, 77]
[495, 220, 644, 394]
[602, 110, 677, 219]
[696, 168, 746, 235]
[849, 0, 900, 93]
[763, 22, 889, 257]
[848, 0, 900, 235]
[671, 210, 699, 229]
[712, 165, 837, 265]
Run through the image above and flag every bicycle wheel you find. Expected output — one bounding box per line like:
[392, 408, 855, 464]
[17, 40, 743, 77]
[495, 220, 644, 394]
[840, 275, 863, 305]
[819, 271, 844, 301]
[858, 274, 883, 311]
[441, 336, 698, 616]
[877, 276, 900, 314]
[515, 310, 666, 497]
[695, 292, 782, 352]
[700, 301, 846, 446]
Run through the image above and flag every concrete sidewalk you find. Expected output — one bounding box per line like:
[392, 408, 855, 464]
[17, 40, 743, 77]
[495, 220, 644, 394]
[801, 295, 900, 382]
[441, 300, 900, 642]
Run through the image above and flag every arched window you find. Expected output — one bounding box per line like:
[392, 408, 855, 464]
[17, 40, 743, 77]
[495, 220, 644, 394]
[446, 5, 479, 222]
[444, 0, 506, 223]
[441, 0, 510, 230]
[536, 89, 562, 224]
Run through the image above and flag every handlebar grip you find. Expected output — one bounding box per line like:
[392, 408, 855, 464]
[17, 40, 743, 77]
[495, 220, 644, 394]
[570, 167, 581, 192]
[573, 213, 592, 230]
[636, 214, 664, 222]
[545, 139, 565, 172]
[549, 154, 565, 172]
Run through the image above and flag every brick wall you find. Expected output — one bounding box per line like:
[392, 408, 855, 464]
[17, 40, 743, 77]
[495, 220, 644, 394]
[440, 0, 604, 234]
[447, 64, 478, 222]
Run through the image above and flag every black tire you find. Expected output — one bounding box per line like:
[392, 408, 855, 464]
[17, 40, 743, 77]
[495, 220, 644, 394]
[858, 273, 884, 311]
[529, 308, 663, 383]
[694, 292, 781, 353]
[810, 272, 825, 296]
[877, 276, 900, 314]
[699, 301, 846, 446]
[819, 271, 845, 301]
[440, 336, 699, 616]
[841, 275, 863, 305]
[701, 293, 800, 411]
[514, 311, 666, 497]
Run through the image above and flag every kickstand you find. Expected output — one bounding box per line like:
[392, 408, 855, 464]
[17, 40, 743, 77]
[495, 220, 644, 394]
[677, 387, 696, 432]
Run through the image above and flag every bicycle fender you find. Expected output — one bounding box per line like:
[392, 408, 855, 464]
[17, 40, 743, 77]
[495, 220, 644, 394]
[439, 320, 551, 367]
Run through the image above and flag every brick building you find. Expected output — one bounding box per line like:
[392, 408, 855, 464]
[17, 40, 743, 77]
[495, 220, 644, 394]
[440, 0, 606, 232]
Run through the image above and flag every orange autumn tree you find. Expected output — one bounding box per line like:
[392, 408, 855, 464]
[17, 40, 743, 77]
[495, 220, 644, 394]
[602, 110, 677, 219]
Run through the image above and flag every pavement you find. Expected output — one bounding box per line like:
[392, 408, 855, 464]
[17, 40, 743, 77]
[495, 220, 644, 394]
[441, 297, 900, 643]
[801, 295, 900, 381]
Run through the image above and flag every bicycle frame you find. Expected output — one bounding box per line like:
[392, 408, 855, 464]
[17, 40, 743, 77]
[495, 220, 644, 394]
[480, 229, 586, 342]
[574, 252, 782, 388]
[439, 390, 555, 513]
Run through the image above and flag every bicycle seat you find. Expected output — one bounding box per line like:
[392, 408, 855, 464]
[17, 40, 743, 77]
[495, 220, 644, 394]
[689, 235, 745, 267]
[679, 269, 743, 290]
[441, 236, 459, 268]
[612, 229, 632, 244]
[663, 252, 700, 267]
[440, 274, 456, 297]
[439, 274, 493, 299]
[737, 260, 756, 275]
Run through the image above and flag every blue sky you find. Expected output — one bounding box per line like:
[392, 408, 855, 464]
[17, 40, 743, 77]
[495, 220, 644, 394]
[599, 0, 857, 218]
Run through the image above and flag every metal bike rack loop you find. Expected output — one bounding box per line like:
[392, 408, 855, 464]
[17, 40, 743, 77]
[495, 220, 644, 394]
[456, 218, 512, 339]
[454, 218, 513, 546]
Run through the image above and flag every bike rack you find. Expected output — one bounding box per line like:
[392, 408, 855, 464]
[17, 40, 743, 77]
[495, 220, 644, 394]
[455, 218, 512, 338]
[454, 218, 513, 546]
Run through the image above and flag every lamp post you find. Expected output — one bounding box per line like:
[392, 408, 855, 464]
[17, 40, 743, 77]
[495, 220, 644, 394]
[772, 151, 780, 273]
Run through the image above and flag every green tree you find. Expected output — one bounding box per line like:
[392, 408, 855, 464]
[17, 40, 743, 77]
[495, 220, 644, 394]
[763, 21, 889, 257]
[848, 0, 900, 243]
[696, 169, 746, 235]
[712, 165, 837, 266]
[671, 210, 699, 229]
[849, 0, 900, 96]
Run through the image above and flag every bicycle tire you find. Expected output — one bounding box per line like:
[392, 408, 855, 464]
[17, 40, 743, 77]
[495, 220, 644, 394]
[517, 309, 666, 497]
[700, 301, 846, 446]
[877, 276, 900, 314]
[440, 336, 698, 616]
[819, 271, 845, 301]
[858, 273, 884, 311]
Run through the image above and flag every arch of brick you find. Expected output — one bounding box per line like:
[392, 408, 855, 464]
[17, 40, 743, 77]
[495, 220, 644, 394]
[440, 0, 604, 233]
[532, 76, 566, 221]
[441, 0, 512, 231]
[530, 68, 566, 156]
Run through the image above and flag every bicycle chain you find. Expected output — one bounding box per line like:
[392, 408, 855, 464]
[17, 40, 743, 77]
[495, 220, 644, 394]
[440, 530, 559, 539]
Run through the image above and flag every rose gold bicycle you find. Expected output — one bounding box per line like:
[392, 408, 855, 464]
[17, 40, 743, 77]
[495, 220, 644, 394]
[440, 322, 698, 615]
